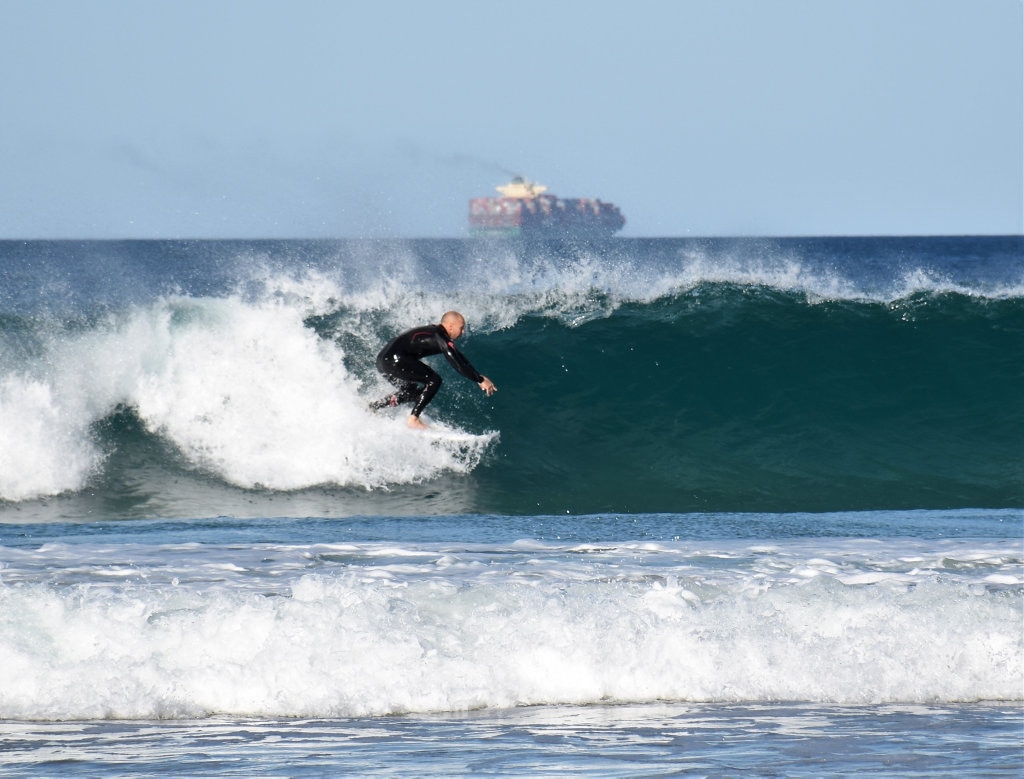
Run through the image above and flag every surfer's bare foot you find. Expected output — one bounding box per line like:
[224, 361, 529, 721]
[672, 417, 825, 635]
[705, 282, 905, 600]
[407, 415, 428, 430]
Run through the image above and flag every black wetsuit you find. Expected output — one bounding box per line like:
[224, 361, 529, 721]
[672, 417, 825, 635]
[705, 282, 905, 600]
[370, 324, 484, 417]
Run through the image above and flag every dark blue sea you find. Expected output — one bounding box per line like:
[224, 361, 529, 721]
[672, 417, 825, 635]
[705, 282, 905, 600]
[0, 236, 1021, 776]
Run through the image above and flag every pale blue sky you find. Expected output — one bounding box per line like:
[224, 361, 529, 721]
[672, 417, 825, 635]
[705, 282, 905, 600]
[1, 0, 1021, 238]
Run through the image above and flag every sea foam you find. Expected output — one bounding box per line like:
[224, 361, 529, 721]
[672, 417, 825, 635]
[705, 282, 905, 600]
[0, 537, 1019, 720]
[0, 280, 495, 501]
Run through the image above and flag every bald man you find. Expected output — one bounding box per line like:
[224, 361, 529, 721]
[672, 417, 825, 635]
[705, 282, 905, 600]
[369, 311, 497, 429]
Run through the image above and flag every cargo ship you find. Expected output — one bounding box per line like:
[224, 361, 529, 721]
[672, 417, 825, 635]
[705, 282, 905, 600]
[469, 177, 625, 238]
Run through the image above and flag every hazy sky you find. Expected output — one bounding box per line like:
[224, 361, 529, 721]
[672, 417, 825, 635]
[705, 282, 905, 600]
[1, 0, 1021, 238]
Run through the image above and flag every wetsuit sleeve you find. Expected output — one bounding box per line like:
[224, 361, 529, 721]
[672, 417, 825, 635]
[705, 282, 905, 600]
[435, 331, 485, 383]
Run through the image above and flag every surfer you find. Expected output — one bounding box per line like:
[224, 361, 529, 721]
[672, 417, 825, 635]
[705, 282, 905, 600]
[369, 311, 497, 429]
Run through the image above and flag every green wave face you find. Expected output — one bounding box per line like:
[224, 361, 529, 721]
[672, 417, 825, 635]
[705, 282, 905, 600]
[460, 288, 1024, 514]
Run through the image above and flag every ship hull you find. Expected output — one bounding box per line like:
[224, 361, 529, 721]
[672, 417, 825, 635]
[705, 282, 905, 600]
[469, 194, 625, 239]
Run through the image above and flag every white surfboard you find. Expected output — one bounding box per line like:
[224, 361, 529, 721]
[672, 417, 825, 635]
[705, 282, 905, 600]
[422, 428, 482, 444]
[410, 417, 498, 447]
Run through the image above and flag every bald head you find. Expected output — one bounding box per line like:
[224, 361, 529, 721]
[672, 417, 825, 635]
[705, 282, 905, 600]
[440, 311, 466, 340]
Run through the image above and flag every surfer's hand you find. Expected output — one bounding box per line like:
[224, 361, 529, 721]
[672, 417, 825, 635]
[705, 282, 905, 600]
[479, 377, 497, 396]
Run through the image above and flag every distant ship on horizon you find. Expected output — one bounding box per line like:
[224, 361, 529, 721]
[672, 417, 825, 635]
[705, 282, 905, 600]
[468, 177, 625, 239]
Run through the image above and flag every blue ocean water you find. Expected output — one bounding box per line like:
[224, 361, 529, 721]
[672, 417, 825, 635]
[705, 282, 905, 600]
[0, 236, 1021, 776]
